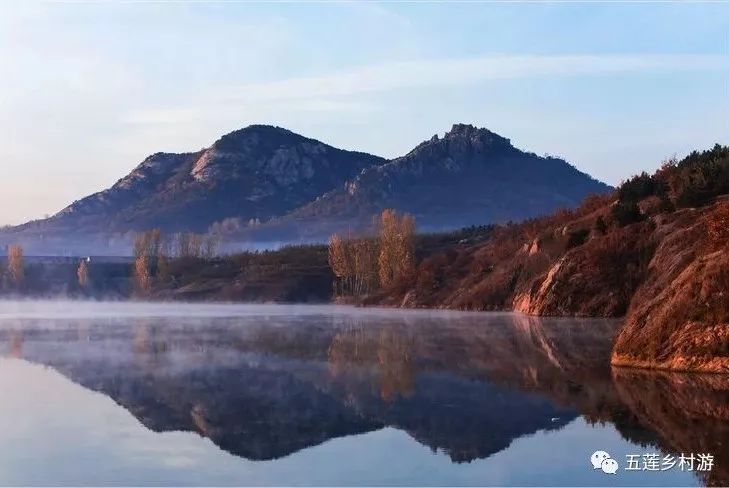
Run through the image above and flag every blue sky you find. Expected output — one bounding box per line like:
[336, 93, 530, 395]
[0, 2, 727, 225]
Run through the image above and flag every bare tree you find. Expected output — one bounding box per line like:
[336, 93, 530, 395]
[189, 233, 203, 258]
[133, 229, 162, 260]
[175, 232, 190, 258]
[203, 234, 220, 259]
[174, 232, 206, 258]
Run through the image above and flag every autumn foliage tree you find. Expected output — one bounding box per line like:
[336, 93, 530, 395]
[328, 234, 352, 296]
[7, 245, 24, 287]
[378, 209, 416, 288]
[328, 209, 416, 297]
[133, 255, 152, 296]
[133, 230, 162, 297]
[353, 238, 379, 296]
[77, 259, 90, 289]
[328, 234, 380, 297]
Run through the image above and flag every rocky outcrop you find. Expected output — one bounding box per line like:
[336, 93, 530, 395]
[452, 204, 726, 374]
[508, 200, 729, 373]
[367, 193, 653, 316]
[514, 220, 657, 317]
[611, 203, 729, 373]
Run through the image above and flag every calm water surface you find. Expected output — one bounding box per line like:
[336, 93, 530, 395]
[0, 301, 727, 486]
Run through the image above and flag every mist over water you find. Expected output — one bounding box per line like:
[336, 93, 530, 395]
[0, 299, 495, 320]
[0, 234, 317, 258]
[0, 300, 725, 486]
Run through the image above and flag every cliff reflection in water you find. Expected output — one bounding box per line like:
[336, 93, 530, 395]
[0, 306, 727, 485]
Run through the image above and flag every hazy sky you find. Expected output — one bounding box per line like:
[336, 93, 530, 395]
[1, 2, 727, 225]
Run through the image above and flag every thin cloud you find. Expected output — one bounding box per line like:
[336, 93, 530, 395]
[122, 108, 200, 126]
[223, 54, 726, 101]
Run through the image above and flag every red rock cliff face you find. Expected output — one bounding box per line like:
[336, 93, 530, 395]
[611, 202, 729, 373]
[372, 194, 656, 318]
[481, 201, 729, 373]
[369, 196, 728, 373]
[512, 221, 656, 317]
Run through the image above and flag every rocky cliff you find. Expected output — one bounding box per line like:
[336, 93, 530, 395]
[611, 200, 729, 373]
[367, 145, 729, 373]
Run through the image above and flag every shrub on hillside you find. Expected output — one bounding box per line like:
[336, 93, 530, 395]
[612, 201, 643, 227]
[566, 228, 590, 249]
[614, 145, 729, 214]
[706, 201, 729, 248]
[670, 144, 729, 208]
[618, 172, 666, 202]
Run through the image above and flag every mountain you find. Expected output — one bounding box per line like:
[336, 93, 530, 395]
[15, 125, 387, 235]
[257, 124, 611, 240]
[3, 123, 610, 254]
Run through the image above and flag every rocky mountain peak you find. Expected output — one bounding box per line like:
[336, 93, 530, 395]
[401, 123, 515, 168]
[191, 124, 347, 185]
[212, 124, 303, 153]
[282, 123, 611, 239]
[447, 123, 478, 135]
[442, 123, 512, 149]
[22, 124, 386, 236]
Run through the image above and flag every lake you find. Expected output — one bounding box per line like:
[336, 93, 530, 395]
[0, 301, 726, 486]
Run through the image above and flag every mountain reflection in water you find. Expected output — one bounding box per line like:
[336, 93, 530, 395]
[0, 303, 727, 486]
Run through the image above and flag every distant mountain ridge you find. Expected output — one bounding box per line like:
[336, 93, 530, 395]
[256, 123, 611, 240]
[3, 123, 611, 254]
[28, 125, 386, 234]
